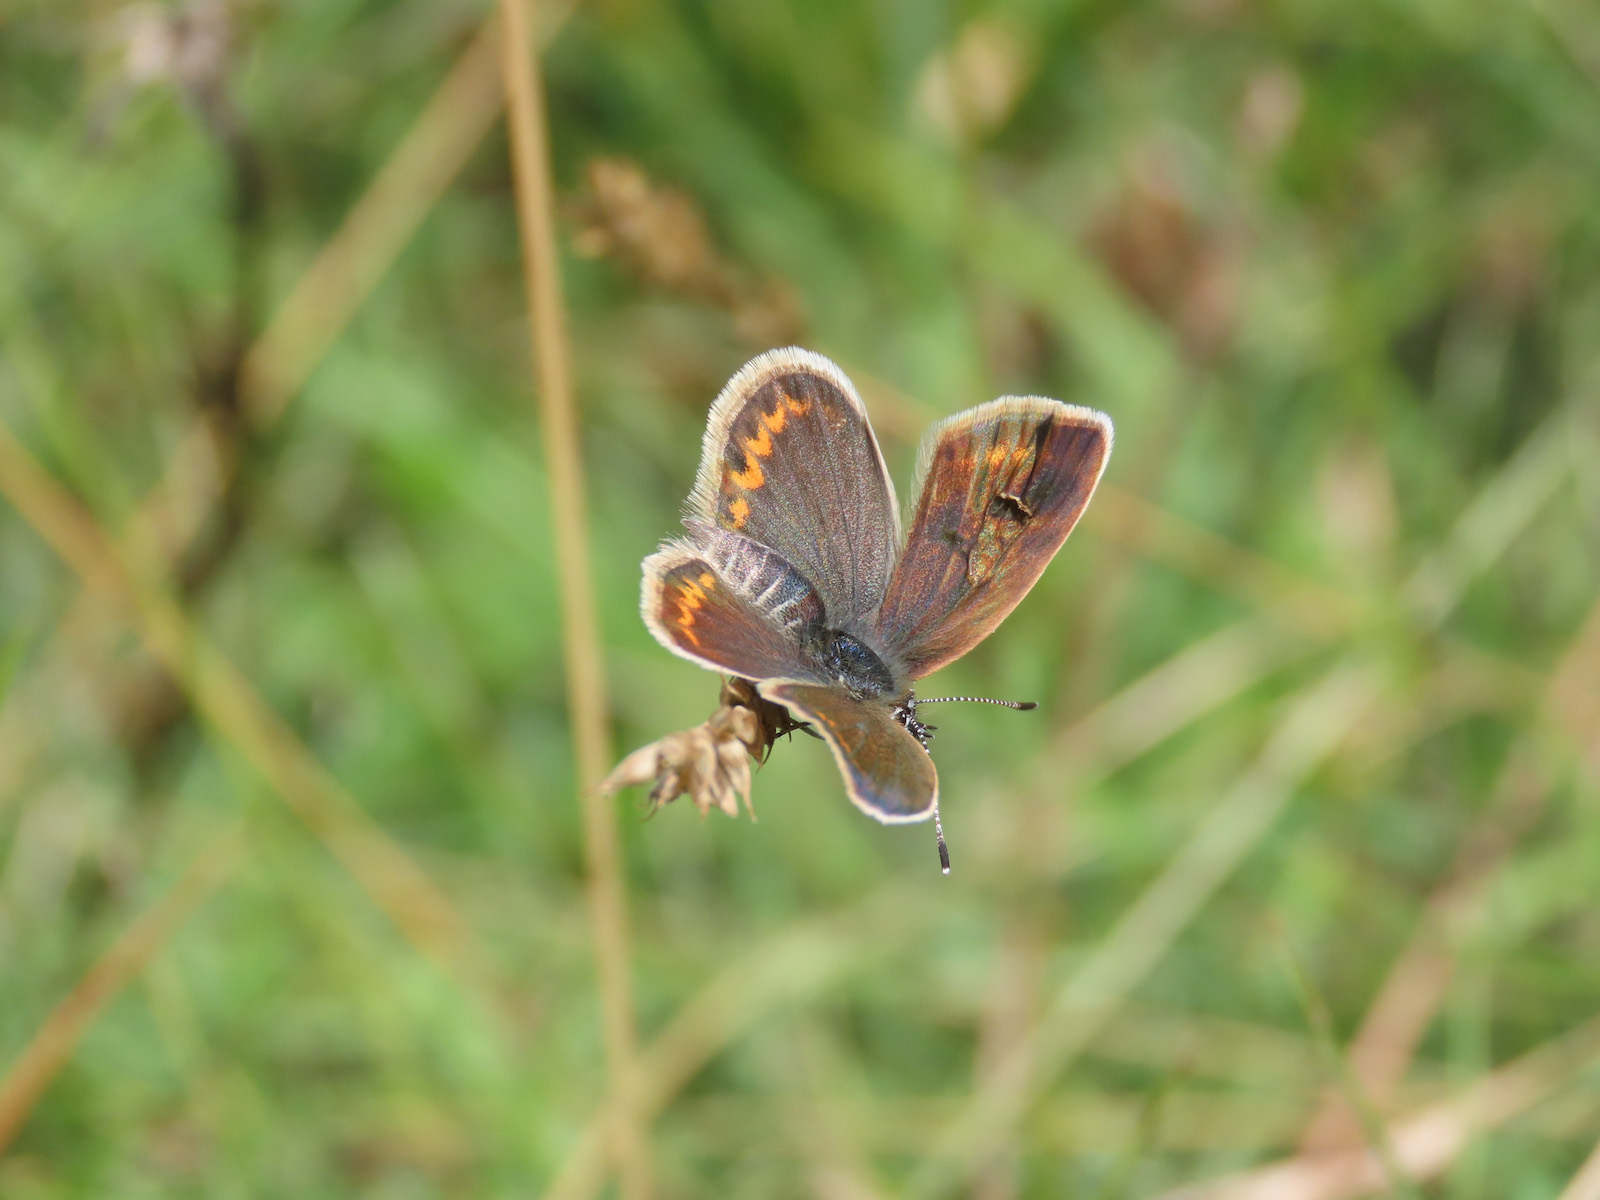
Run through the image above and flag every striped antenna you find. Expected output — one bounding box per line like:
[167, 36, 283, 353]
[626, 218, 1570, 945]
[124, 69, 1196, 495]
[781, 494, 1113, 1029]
[915, 697, 1037, 873]
[915, 696, 1037, 710]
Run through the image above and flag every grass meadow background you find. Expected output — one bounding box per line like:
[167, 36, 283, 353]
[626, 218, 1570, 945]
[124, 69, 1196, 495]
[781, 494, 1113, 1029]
[3, 0, 1600, 1196]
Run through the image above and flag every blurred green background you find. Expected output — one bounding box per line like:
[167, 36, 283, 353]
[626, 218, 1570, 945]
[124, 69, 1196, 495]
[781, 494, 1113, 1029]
[3, 0, 1600, 1196]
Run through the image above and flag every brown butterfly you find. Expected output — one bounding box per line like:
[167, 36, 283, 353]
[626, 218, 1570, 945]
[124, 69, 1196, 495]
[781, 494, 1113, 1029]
[641, 349, 1112, 868]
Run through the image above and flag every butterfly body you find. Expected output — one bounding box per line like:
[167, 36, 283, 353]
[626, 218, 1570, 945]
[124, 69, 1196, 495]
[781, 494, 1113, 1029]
[641, 348, 1111, 825]
[808, 627, 900, 700]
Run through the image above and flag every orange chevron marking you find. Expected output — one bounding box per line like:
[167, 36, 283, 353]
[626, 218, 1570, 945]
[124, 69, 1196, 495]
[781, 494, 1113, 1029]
[743, 425, 774, 458]
[728, 458, 765, 490]
[672, 576, 709, 646]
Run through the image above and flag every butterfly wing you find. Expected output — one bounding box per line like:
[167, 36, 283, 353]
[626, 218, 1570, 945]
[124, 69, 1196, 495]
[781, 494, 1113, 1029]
[641, 533, 827, 682]
[758, 681, 938, 822]
[687, 348, 900, 624]
[876, 398, 1112, 679]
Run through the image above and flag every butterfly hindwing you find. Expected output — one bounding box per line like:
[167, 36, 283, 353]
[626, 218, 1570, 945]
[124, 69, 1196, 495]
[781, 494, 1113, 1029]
[876, 398, 1112, 678]
[757, 681, 938, 823]
[688, 348, 900, 624]
[640, 540, 825, 683]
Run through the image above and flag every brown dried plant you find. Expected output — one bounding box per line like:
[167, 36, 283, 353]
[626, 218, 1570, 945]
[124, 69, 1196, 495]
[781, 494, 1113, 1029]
[1086, 145, 1242, 366]
[602, 678, 804, 819]
[572, 157, 802, 347]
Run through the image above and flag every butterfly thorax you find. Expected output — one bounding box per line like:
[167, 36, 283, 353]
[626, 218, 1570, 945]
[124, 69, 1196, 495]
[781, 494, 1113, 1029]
[807, 627, 898, 699]
[804, 626, 935, 749]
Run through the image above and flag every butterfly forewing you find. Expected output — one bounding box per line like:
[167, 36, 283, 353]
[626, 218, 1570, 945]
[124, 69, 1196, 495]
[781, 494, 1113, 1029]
[688, 348, 900, 625]
[876, 398, 1112, 679]
[758, 680, 938, 822]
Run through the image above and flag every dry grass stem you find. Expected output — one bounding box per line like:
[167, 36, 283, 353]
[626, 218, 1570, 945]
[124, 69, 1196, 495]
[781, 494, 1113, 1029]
[2, 1, 575, 824]
[0, 824, 245, 1154]
[1090, 484, 1543, 711]
[1535, 0, 1600, 93]
[496, 0, 646, 1194]
[1402, 407, 1572, 626]
[0, 414, 501, 998]
[908, 663, 1380, 1199]
[1048, 619, 1309, 778]
[786, 1021, 893, 1200]
[1276, 924, 1421, 1200]
[1296, 928, 1456, 1156]
[1157, 1014, 1600, 1200]
[1299, 590, 1600, 1154]
[544, 884, 924, 1200]
[138, 2, 576, 557]
[1094, 485, 1363, 638]
[1556, 1133, 1600, 1200]
[989, 620, 1308, 879]
[970, 927, 1046, 1200]
[1548, 598, 1600, 771]
[127, 7, 572, 563]
[237, 17, 509, 428]
[658, 1055, 1596, 1159]
[664, 1089, 1324, 1157]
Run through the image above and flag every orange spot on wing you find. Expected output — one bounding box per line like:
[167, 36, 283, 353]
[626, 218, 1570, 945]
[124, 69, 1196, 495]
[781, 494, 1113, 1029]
[762, 404, 787, 434]
[728, 497, 750, 528]
[698, 572, 715, 588]
[743, 425, 774, 458]
[670, 577, 707, 646]
[784, 394, 811, 416]
[728, 458, 765, 490]
[986, 445, 1008, 469]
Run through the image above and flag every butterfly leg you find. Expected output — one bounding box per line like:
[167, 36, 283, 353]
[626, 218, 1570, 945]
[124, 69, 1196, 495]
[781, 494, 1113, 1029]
[891, 693, 937, 749]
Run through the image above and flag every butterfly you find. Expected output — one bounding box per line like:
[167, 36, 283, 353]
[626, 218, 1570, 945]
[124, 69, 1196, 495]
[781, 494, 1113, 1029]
[640, 348, 1112, 868]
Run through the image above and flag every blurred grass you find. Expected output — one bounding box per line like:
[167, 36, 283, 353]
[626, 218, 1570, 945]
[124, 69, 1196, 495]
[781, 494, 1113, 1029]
[3, 0, 1600, 1197]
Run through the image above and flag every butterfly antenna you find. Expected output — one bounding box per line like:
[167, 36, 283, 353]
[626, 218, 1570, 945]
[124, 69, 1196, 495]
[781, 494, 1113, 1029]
[934, 800, 950, 875]
[915, 696, 1038, 710]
